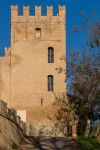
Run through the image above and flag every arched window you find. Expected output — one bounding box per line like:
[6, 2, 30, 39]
[48, 47, 54, 63]
[48, 75, 53, 91]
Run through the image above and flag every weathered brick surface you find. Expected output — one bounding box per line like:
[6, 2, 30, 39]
[0, 6, 66, 124]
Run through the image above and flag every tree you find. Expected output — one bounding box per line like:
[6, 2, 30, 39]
[72, 9, 100, 134]
[52, 93, 78, 136]
[68, 50, 100, 136]
[54, 19, 100, 136]
[87, 22, 100, 48]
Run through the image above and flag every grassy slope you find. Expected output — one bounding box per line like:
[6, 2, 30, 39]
[77, 137, 100, 150]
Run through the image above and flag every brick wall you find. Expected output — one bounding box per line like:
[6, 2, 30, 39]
[0, 5, 66, 124]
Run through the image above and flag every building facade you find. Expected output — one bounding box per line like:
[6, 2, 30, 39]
[0, 5, 66, 125]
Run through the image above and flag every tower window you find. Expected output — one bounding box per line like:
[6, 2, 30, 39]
[48, 75, 53, 91]
[35, 28, 41, 38]
[48, 47, 54, 63]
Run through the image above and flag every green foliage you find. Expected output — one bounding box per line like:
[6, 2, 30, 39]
[78, 137, 100, 150]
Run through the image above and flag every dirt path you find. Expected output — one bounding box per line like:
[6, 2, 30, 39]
[16, 137, 79, 150]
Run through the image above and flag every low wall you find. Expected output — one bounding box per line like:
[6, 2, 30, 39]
[0, 100, 26, 150]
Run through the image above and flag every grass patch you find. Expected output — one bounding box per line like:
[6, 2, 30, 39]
[77, 137, 100, 150]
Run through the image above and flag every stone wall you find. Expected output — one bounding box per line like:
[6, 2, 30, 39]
[0, 100, 26, 150]
[26, 122, 64, 137]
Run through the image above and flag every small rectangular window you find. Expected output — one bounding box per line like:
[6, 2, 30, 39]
[35, 28, 41, 38]
[48, 75, 53, 91]
[48, 47, 54, 63]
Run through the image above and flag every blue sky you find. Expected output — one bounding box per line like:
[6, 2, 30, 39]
[0, 0, 100, 56]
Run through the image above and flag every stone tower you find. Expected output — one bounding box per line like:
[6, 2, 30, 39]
[0, 5, 66, 125]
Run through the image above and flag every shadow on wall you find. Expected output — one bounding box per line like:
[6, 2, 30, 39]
[0, 100, 26, 149]
[23, 136, 78, 150]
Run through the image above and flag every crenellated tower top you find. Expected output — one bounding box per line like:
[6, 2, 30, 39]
[11, 5, 66, 43]
[11, 5, 66, 17]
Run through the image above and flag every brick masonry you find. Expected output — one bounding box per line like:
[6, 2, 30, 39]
[0, 6, 66, 125]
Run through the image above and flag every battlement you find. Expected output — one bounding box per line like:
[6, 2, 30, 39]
[11, 5, 18, 16]
[23, 6, 30, 16]
[11, 5, 66, 17]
